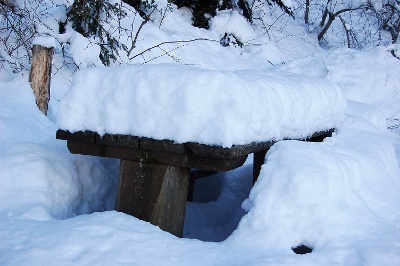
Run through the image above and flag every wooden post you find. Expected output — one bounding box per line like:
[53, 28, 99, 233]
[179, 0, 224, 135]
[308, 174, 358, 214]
[115, 159, 190, 237]
[253, 149, 269, 183]
[29, 44, 54, 115]
[307, 131, 333, 142]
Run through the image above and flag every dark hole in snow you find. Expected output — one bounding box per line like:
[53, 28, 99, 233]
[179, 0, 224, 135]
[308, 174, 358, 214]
[292, 244, 313, 255]
[191, 173, 224, 203]
[183, 163, 254, 242]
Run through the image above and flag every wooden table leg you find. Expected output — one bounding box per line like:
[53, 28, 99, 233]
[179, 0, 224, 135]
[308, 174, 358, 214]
[307, 131, 333, 142]
[253, 149, 268, 183]
[115, 159, 190, 237]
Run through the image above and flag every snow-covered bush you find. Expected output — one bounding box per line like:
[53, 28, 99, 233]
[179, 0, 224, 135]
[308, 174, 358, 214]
[67, 0, 127, 66]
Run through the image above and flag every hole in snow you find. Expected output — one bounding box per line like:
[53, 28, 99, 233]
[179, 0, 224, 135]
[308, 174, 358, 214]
[183, 160, 253, 242]
[191, 172, 224, 203]
[99, 156, 253, 242]
[292, 244, 313, 255]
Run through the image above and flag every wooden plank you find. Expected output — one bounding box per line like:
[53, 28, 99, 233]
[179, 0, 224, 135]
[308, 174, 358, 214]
[288, 129, 334, 141]
[305, 130, 333, 142]
[115, 159, 189, 237]
[186, 141, 274, 159]
[58, 130, 187, 153]
[56, 130, 97, 143]
[67, 141, 248, 171]
[139, 137, 188, 153]
[96, 133, 140, 148]
[186, 130, 334, 159]
[58, 129, 334, 155]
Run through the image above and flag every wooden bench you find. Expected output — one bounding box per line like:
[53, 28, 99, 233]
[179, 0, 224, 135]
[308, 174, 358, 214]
[56, 129, 333, 237]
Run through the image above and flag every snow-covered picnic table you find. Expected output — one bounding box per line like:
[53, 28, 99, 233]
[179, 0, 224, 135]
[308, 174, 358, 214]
[57, 64, 346, 237]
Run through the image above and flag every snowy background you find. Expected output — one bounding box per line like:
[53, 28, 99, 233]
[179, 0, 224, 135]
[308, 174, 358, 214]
[1, 0, 400, 265]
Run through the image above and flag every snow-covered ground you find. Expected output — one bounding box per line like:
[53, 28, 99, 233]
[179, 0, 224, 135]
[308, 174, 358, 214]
[1, 1, 400, 265]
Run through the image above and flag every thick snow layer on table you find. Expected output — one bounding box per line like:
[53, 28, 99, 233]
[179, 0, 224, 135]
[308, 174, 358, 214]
[57, 64, 346, 147]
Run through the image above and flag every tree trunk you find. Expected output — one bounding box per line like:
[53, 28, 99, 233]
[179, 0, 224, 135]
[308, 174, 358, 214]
[318, 12, 335, 41]
[339, 15, 351, 48]
[29, 45, 54, 115]
[318, 3, 363, 43]
[392, 22, 399, 44]
[305, 0, 310, 24]
[320, 8, 329, 27]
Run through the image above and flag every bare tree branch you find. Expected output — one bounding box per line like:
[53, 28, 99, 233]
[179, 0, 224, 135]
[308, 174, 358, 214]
[318, 6, 367, 42]
[127, 7, 156, 56]
[129, 38, 218, 60]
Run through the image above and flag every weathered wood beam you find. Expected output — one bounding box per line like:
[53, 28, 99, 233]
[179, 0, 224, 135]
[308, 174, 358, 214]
[29, 45, 54, 115]
[187, 141, 274, 159]
[57, 128, 334, 157]
[56, 130, 97, 143]
[66, 141, 247, 172]
[306, 130, 333, 142]
[116, 159, 189, 237]
[57, 130, 188, 153]
[96, 133, 140, 148]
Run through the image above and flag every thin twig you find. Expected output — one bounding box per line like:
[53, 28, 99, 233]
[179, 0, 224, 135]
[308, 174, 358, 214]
[127, 7, 156, 57]
[129, 38, 218, 60]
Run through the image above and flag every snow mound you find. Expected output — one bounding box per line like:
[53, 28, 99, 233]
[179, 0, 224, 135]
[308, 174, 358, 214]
[0, 72, 116, 220]
[232, 128, 400, 256]
[0, 141, 116, 220]
[0, 72, 57, 152]
[57, 64, 346, 147]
